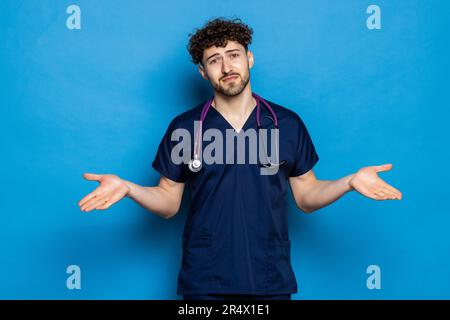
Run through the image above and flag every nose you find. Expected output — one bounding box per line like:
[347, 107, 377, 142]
[221, 57, 233, 75]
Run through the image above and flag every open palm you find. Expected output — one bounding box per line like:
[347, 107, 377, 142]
[78, 173, 130, 212]
[349, 164, 402, 201]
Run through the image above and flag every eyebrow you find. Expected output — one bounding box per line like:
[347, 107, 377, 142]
[206, 49, 241, 62]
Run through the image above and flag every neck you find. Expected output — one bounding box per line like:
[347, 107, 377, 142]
[211, 84, 256, 117]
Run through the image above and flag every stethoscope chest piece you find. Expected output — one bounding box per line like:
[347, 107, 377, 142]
[188, 158, 202, 172]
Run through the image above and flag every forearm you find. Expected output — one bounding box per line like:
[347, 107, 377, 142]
[124, 180, 179, 219]
[300, 174, 355, 213]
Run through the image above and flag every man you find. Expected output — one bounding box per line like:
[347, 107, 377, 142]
[78, 18, 402, 300]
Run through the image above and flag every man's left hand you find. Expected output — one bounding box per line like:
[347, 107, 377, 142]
[349, 164, 402, 200]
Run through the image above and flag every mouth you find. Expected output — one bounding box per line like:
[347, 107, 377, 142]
[222, 74, 239, 82]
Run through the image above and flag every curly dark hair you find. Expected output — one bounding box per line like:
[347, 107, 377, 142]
[187, 17, 253, 65]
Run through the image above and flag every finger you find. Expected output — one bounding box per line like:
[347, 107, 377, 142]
[374, 191, 388, 200]
[95, 199, 112, 210]
[79, 189, 106, 207]
[385, 192, 397, 200]
[388, 186, 402, 199]
[83, 173, 103, 181]
[381, 184, 402, 199]
[385, 187, 401, 200]
[380, 187, 396, 200]
[82, 196, 108, 212]
[374, 163, 393, 173]
[371, 193, 384, 201]
[79, 192, 101, 207]
[362, 189, 383, 201]
[375, 180, 400, 197]
[80, 196, 99, 211]
[82, 195, 108, 211]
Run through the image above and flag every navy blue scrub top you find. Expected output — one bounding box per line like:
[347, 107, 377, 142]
[152, 98, 319, 295]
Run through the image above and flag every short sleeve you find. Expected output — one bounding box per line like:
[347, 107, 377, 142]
[289, 115, 319, 177]
[152, 119, 188, 183]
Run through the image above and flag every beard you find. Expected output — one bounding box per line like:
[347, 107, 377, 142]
[210, 70, 250, 97]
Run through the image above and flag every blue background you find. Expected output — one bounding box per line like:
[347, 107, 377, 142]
[1, 0, 449, 299]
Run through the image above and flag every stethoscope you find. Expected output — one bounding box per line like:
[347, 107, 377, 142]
[188, 92, 287, 172]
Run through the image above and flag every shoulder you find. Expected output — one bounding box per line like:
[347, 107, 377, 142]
[263, 98, 308, 129]
[167, 101, 205, 129]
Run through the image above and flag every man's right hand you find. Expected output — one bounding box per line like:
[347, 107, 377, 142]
[78, 173, 130, 212]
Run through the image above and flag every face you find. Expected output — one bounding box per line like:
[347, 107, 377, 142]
[198, 40, 254, 97]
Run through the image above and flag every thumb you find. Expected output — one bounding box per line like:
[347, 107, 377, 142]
[374, 163, 393, 173]
[83, 173, 103, 181]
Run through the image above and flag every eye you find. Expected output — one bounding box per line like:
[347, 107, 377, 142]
[231, 53, 239, 58]
[209, 59, 217, 65]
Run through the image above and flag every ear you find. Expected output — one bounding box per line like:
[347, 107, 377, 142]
[247, 50, 254, 70]
[198, 63, 209, 80]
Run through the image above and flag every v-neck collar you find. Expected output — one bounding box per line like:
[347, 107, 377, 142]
[209, 103, 258, 133]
